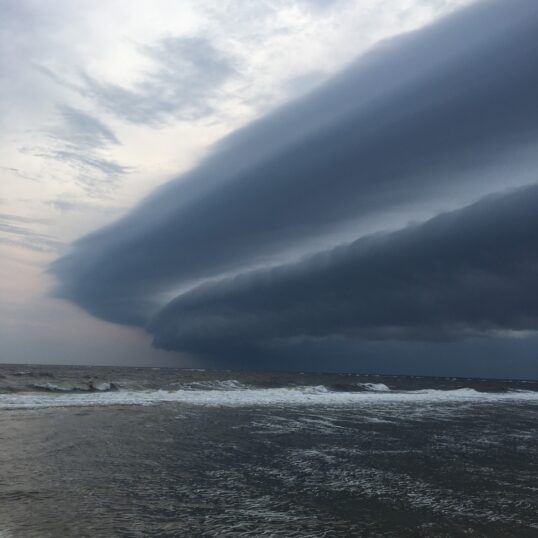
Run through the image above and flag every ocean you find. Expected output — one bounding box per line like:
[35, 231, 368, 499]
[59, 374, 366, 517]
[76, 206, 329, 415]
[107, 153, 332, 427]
[1, 364, 537, 537]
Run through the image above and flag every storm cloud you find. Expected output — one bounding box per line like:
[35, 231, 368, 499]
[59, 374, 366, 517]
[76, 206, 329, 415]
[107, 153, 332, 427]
[52, 0, 538, 367]
[150, 185, 538, 356]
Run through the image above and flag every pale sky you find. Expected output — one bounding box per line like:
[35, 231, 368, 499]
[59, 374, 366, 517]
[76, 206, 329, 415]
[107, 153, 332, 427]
[1, 0, 481, 367]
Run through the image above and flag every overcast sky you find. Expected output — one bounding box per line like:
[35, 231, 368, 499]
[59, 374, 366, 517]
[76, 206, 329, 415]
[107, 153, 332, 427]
[3, 0, 538, 378]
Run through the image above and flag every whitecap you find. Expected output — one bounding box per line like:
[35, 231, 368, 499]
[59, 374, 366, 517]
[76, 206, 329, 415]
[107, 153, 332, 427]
[356, 383, 390, 392]
[1, 385, 537, 410]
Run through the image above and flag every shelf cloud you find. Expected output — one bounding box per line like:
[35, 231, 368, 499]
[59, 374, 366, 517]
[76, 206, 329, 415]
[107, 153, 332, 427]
[52, 0, 538, 366]
[150, 185, 538, 357]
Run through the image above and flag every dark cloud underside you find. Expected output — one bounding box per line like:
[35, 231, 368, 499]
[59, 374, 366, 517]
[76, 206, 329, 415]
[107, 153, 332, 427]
[150, 185, 538, 356]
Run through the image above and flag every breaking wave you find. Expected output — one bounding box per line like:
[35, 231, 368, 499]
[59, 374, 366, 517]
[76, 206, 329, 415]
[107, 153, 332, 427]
[179, 379, 250, 391]
[358, 383, 390, 391]
[29, 382, 118, 393]
[1, 385, 537, 410]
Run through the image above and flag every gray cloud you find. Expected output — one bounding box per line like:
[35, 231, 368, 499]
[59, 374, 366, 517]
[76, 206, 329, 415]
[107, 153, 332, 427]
[46, 197, 121, 214]
[232, 334, 538, 379]
[0, 213, 45, 225]
[46, 150, 129, 179]
[80, 36, 237, 126]
[51, 0, 538, 374]
[0, 214, 62, 253]
[52, 0, 538, 329]
[31, 148, 130, 197]
[47, 106, 119, 150]
[150, 185, 538, 357]
[31, 106, 130, 196]
[0, 166, 39, 183]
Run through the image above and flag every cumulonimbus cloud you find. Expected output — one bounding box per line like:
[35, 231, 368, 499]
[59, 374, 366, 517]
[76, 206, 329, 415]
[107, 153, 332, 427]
[150, 184, 538, 356]
[51, 0, 538, 363]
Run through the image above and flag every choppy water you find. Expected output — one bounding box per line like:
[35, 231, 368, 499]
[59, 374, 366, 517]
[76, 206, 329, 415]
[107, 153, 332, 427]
[1, 365, 537, 537]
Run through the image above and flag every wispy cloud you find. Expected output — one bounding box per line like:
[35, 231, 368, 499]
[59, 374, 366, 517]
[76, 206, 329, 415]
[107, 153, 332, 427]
[80, 36, 237, 127]
[0, 214, 62, 253]
[29, 106, 131, 197]
[47, 105, 119, 149]
[45, 196, 122, 215]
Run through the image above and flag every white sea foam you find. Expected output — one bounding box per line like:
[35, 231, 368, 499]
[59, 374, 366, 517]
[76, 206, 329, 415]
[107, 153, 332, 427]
[183, 379, 250, 391]
[1, 386, 537, 410]
[31, 383, 73, 392]
[29, 382, 116, 393]
[357, 383, 390, 392]
[94, 382, 114, 391]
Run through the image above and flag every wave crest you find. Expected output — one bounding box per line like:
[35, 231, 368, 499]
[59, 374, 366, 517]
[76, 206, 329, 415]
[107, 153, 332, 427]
[1, 385, 537, 410]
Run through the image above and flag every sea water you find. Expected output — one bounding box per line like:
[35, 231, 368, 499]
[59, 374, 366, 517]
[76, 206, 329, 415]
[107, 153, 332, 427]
[1, 364, 537, 537]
